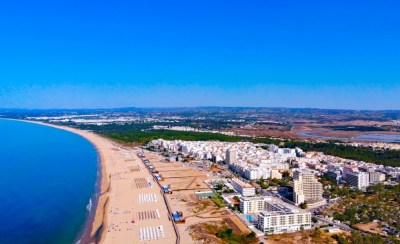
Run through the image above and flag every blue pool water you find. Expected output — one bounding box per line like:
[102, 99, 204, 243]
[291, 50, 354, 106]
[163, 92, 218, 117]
[245, 214, 255, 222]
[0, 119, 98, 243]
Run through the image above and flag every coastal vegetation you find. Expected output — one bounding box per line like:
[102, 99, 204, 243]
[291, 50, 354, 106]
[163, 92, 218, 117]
[211, 194, 227, 208]
[332, 231, 388, 244]
[215, 228, 257, 244]
[328, 184, 400, 235]
[267, 228, 337, 243]
[268, 228, 397, 244]
[281, 140, 400, 167]
[104, 129, 245, 144]
[189, 221, 257, 244]
[70, 122, 246, 143]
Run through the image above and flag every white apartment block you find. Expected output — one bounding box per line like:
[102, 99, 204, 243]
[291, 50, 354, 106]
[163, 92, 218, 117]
[292, 170, 325, 207]
[225, 148, 237, 165]
[239, 196, 311, 234]
[369, 171, 385, 183]
[147, 139, 400, 188]
[346, 171, 369, 189]
[231, 178, 256, 197]
[271, 169, 282, 179]
[258, 209, 311, 234]
[148, 139, 294, 180]
[240, 196, 267, 214]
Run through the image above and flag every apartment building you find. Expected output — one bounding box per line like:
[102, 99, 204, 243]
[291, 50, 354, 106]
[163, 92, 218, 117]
[343, 165, 358, 179]
[369, 171, 385, 183]
[240, 196, 267, 214]
[258, 209, 311, 234]
[292, 169, 325, 207]
[346, 171, 369, 189]
[240, 196, 311, 234]
[225, 148, 237, 165]
[231, 178, 256, 197]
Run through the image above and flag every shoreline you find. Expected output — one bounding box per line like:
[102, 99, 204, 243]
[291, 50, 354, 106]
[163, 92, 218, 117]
[7, 118, 178, 243]
[5, 119, 110, 244]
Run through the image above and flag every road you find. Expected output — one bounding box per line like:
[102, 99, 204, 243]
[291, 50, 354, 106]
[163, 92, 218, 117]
[314, 216, 354, 232]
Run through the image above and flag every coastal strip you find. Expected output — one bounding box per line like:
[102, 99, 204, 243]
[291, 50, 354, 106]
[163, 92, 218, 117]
[9, 120, 111, 243]
[13, 119, 177, 244]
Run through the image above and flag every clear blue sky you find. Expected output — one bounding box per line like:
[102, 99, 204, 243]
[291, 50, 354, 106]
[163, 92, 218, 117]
[0, 1, 399, 109]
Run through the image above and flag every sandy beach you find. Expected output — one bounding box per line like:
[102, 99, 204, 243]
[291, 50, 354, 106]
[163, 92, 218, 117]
[13, 119, 250, 244]
[16, 121, 177, 244]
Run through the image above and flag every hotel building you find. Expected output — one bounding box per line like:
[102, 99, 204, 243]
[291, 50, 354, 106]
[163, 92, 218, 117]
[292, 169, 325, 207]
[239, 196, 311, 234]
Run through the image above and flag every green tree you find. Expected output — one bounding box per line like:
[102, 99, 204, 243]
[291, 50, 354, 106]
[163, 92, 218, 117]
[312, 228, 322, 240]
[299, 202, 308, 209]
[332, 234, 349, 244]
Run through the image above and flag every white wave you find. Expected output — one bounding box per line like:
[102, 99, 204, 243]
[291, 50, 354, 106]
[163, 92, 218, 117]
[86, 198, 92, 212]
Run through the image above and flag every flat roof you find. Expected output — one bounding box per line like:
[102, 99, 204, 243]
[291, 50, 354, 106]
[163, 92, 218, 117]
[231, 178, 254, 188]
[244, 196, 309, 215]
[172, 213, 180, 220]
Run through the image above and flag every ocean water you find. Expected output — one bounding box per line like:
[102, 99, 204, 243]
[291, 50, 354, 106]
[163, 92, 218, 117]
[0, 119, 98, 244]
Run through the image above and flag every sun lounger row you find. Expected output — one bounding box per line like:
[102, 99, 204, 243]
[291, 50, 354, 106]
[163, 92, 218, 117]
[138, 193, 157, 203]
[139, 225, 165, 240]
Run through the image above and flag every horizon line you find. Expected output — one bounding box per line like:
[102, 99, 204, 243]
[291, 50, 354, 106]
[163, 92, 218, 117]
[1, 106, 400, 112]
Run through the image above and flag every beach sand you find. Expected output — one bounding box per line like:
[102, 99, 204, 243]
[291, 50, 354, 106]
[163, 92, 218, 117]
[18, 121, 177, 244]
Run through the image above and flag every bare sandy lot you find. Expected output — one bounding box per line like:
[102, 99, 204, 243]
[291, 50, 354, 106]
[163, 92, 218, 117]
[353, 222, 382, 235]
[143, 150, 250, 243]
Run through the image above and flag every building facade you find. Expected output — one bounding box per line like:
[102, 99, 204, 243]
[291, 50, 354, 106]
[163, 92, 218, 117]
[292, 170, 325, 207]
[369, 171, 385, 184]
[230, 178, 256, 197]
[258, 211, 311, 234]
[346, 171, 369, 189]
[225, 149, 237, 165]
[240, 196, 266, 214]
[239, 196, 312, 234]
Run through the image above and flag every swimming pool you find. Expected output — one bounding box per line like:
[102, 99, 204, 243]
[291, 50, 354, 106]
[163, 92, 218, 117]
[245, 214, 255, 222]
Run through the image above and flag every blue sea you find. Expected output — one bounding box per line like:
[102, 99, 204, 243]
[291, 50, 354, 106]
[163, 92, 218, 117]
[0, 119, 98, 244]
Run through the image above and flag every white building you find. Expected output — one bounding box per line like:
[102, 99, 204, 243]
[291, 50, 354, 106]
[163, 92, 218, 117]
[271, 169, 282, 180]
[240, 196, 312, 234]
[230, 178, 255, 197]
[292, 169, 325, 207]
[240, 196, 267, 214]
[346, 171, 369, 189]
[369, 171, 385, 184]
[148, 139, 295, 180]
[225, 149, 237, 165]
